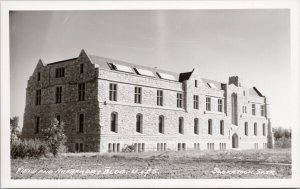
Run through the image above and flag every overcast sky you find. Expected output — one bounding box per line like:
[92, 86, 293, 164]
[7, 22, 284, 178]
[10, 10, 290, 128]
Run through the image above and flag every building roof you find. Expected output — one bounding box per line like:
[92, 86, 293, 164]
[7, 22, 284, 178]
[249, 87, 264, 97]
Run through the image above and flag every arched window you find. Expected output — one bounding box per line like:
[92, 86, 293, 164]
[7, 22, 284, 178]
[208, 119, 213, 135]
[220, 120, 224, 135]
[245, 122, 248, 136]
[111, 112, 118, 133]
[179, 117, 184, 134]
[254, 122, 257, 136]
[194, 118, 199, 135]
[136, 114, 143, 133]
[158, 115, 164, 134]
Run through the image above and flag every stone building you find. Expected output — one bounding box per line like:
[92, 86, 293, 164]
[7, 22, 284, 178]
[22, 49, 273, 153]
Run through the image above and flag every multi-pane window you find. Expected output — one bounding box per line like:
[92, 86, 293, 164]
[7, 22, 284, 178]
[134, 87, 142, 104]
[78, 83, 85, 101]
[177, 93, 183, 108]
[78, 113, 84, 133]
[157, 90, 163, 106]
[218, 99, 223, 112]
[35, 89, 41, 105]
[178, 117, 184, 134]
[136, 114, 143, 133]
[55, 87, 62, 103]
[245, 122, 248, 136]
[243, 106, 247, 113]
[208, 119, 213, 135]
[193, 95, 199, 109]
[55, 67, 65, 78]
[109, 83, 117, 101]
[111, 112, 118, 133]
[37, 72, 41, 81]
[252, 104, 256, 115]
[220, 120, 224, 135]
[194, 118, 199, 135]
[80, 64, 84, 74]
[158, 115, 164, 134]
[261, 105, 265, 116]
[254, 123, 257, 136]
[75, 143, 84, 152]
[35, 117, 40, 133]
[263, 123, 266, 136]
[206, 97, 211, 111]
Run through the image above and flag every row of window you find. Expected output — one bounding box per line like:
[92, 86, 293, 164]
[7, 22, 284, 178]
[244, 122, 266, 136]
[251, 104, 266, 116]
[35, 83, 86, 105]
[37, 65, 84, 81]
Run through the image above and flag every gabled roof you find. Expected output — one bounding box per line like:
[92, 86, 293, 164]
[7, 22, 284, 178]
[179, 72, 193, 82]
[249, 87, 264, 97]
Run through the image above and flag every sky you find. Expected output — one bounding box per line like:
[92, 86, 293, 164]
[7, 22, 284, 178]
[10, 10, 290, 128]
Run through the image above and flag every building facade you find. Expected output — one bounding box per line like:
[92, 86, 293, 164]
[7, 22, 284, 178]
[22, 50, 273, 153]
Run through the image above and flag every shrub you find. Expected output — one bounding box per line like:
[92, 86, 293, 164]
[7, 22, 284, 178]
[121, 144, 135, 153]
[275, 137, 291, 149]
[11, 138, 49, 159]
[41, 118, 67, 156]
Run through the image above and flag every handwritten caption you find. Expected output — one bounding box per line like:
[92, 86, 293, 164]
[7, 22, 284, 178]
[211, 167, 276, 175]
[16, 167, 159, 177]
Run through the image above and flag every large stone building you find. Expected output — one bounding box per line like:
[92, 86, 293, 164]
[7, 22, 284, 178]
[22, 50, 273, 153]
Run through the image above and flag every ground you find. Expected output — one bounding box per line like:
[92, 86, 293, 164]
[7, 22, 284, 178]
[11, 148, 291, 179]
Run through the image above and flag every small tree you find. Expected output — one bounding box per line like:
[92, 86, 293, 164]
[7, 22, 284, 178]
[42, 118, 67, 156]
[10, 116, 20, 143]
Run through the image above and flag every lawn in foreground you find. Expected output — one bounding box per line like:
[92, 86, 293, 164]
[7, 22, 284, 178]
[11, 148, 291, 179]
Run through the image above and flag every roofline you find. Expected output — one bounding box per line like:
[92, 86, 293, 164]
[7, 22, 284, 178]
[46, 57, 77, 65]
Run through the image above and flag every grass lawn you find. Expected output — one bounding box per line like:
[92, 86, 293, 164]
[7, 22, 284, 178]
[11, 148, 291, 179]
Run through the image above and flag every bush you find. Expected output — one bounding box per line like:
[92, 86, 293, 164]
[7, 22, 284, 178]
[121, 144, 136, 153]
[275, 137, 291, 149]
[41, 119, 67, 156]
[11, 138, 49, 159]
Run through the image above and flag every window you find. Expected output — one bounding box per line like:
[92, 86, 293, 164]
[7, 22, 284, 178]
[157, 143, 166, 151]
[111, 112, 118, 133]
[179, 117, 184, 134]
[252, 104, 256, 115]
[55, 87, 62, 103]
[56, 115, 61, 125]
[243, 90, 245, 96]
[207, 143, 214, 150]
[194, 118, 199, 135]
[35, 117, 40, 133]
[80, 64, 84, 74]
[254, 123, 257, 136]
[108, 143, 121, 153]
[177, 93, 183, 108]
[261, 105, 265, 116]
[78, 113, 84, 133]
[158, 115, 164, 134]
[178, 143, 186, 151]
[193, 95, 199, 109]
[220, 120, 224, 135]
[55, 67, 65, 78]
[243, 106, 247, 113]
[195, 80, 198, 88]
[208, 119, 213, 135]
[78, 83, 85, 101]
[263, 123, 266, 136]
[157, 90, 163, 106]
[109, 83, 117, 101]
[37, 72, 40, 81]
[254, 143, 258, 149]
[206, 97, 211, 111]
[136, 114, 143, 133]
[194, 143, 200, 150]
[35, 89, 41, 105]
[75, 143, 84, 152]
[218, 99, 223, 112]
[219, 143, 226, 150]
[134, 87, 142, 104]
[245, 122, 248, 136]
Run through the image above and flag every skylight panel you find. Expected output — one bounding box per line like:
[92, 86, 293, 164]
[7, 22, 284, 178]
[113, 63, 133, 73]
[207, 83, 217, 89]
[135, 68, 155, 77]
[157, 72, 176, 81]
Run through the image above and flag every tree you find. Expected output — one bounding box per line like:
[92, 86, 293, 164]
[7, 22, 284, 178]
[41, 118, 67, 156]
[10, 116, 20, 143]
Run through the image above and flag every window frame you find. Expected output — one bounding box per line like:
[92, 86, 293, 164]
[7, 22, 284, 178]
[109, 83, 117, 101]
[206, 97, 211, 111]
[78, 83, 85, 101]
[134, 87, 142, 104]
[193, 95, 199, 109]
